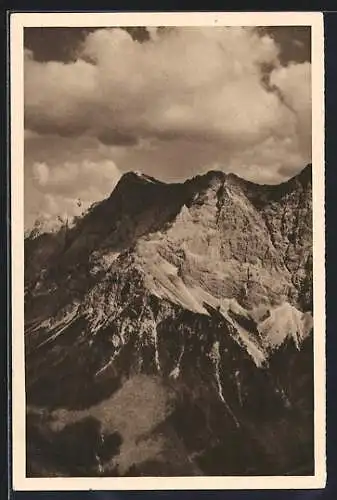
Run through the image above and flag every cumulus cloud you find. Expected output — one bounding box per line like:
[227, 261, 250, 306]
[25, 27, 310, 153]
[269, 62, 311, 157]
[28, 159, 121, 228]
[24, 26, 312, 228]
[227, 135, 307, 184]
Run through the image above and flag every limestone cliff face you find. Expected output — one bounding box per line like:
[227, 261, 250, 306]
[242, 164, 313, 309]
[25, 165, 314, 477]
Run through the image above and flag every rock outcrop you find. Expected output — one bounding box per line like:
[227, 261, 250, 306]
[25, 165, 314, 477]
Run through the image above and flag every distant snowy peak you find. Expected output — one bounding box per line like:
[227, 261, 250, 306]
[25, 211, 88, 239]
[26, 164, 311, 239]
[25, 215, 67, 239]
[25, 199, 97, 239]
[27, 162, 311, 311]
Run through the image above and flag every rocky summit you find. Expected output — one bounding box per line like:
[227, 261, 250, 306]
[24, 164, 314, 478]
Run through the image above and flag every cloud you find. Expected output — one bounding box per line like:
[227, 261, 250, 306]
[226, 135, 306, 184]
[33, 161, 49, 186]
[24, 27, 312, 227]
[28, 159, 121, 228]
[269, 62, 311, 158]
[25, 27, 310, 153]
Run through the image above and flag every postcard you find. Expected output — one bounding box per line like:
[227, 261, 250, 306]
[10, 11, 326, 491]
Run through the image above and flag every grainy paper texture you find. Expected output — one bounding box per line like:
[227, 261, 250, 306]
[11, 11, 325, 491]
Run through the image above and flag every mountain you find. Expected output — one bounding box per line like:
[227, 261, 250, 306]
[24, 165, 314, 477]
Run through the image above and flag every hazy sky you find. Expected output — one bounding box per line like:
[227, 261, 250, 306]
[24, 26, 311, 229]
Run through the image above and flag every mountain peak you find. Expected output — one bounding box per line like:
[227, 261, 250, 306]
[118, 170, 165, 185]
[295, 163, 312, 185]
[24, 160, 314, 476]
[113, 164, 312, 200]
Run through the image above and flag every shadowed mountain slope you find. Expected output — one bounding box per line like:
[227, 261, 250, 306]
[25, 165, 314, 477]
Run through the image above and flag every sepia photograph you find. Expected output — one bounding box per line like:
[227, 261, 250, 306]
[11, 12, 325, 490]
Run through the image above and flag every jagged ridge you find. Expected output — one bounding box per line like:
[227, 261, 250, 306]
[24, 164, 314, 477]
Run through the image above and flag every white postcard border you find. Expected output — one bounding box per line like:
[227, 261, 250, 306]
[10, 11, 326, 491]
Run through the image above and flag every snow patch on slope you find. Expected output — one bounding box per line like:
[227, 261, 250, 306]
[34, 305, 80, 350]
[209, 340, 240, 427]
[134, 246, 267, 366]
[169, 346, 185, 380]
[257, 302, 313, 350]
[220, 305, 267, 368]
[129, 171, 163, 184]
[137, 250, 209, 315]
